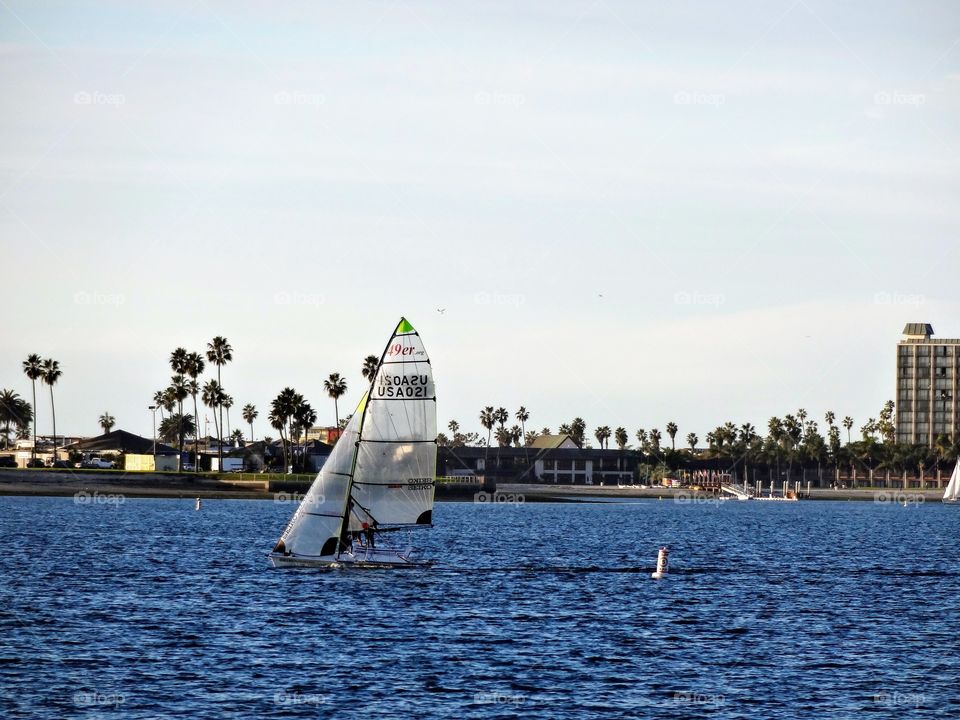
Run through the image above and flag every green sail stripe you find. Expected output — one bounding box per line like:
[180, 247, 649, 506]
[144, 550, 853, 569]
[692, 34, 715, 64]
[396, 318, 415, 334]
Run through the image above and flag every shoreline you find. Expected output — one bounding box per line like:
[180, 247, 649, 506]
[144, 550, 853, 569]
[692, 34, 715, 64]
[0, 471, 944, 503]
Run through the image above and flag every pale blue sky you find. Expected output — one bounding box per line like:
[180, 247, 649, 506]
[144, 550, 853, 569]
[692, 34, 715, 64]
[1, 0, 958, 443]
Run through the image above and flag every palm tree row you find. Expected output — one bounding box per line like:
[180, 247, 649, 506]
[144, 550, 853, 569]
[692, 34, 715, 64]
[443, 401, 960, 480]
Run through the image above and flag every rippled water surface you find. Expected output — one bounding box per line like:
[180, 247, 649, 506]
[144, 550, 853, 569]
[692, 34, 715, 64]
[1, 496, 958, 718]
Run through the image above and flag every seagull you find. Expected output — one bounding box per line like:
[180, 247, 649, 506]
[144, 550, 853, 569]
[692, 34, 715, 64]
[436, 308, 446, 314]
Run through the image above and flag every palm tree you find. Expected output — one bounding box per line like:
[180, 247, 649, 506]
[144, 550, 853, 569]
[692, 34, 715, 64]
[324, 373, 348, 428]
[594, 426, 611, 449]
[21, 354, 43, 459]
[242, 404, 258, 442]
[825, 411, 836, 427]
[41, 358, 62, 460]
[615, 427, 628, 450]
[570, 418, 587, 447]
[201, 379, 224, 464]
[843, 416, 854, 444]
[448, 420, 460, 435]
[293, 400, 317, 471]
[636, 428, 647, 453]
[479, 406, 495, 469]
[159, 414, 196, 445]
[686, 432, 698, 451]
[231, 429, 244, 443]
[98, 412, 115, 433]
[152, 390, 168, 421]
[515, 406, 530, 442]
[495, 407, 509, 429]
[184, 352, 205, 472]
[223, 394, 234, 437]
[206, 336, 233, 469]
[0, 390, 32, 449]
[666, 422, 678, 450]
[649, 428, 662, 454]
[168, 375, 189, 467]
[270, 387, 299, 472]
[362, 355, 379, 383]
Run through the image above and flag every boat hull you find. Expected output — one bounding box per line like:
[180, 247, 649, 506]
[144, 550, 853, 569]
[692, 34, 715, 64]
[268, 546, 431, 569]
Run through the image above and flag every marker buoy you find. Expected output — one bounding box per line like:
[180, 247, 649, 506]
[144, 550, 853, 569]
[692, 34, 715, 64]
[195, 497, 202, 511]
[651, 546, 670, 579]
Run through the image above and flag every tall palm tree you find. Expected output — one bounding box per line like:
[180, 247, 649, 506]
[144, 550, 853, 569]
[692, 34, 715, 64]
[515, 407, 530, 442]
[686, 433, 698, 451]
[206, 336, 233, 469]
[98, 412, 115, 433]
[41, 358, 62, 460]
[825, 410, 836, 428]
[665, 421, 678, 450]
[168, 375, 189, 468]
[223, 394, 234, 437]
[324, 373, 348, 428]
[21, 354, 43, 459]
[361, 355, 379, 383]
[842, 416, 854, 444]
[184, 352, 205, 472]
[479, 406, 495, 467]
[649, 428, 662, 454]
[448, 420, 460, 436]
[242, 404, 258, 442]
[495, 407, 509, 429]
[201, 379, 225, 465]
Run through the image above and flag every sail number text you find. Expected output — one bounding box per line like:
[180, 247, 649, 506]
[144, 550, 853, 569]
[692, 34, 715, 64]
[376, 374, 430, 398]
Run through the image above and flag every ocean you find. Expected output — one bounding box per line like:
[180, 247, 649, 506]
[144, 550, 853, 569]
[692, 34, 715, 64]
[0, 495, 957, 718]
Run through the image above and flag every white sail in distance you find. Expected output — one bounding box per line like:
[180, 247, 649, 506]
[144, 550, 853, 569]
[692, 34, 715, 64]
[943, 462, 960, 502]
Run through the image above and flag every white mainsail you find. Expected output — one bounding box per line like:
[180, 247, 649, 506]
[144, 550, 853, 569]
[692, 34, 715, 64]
[349, 319, 436, 531]
[943, 462, 960, 502]
[271, 317, 436, 562]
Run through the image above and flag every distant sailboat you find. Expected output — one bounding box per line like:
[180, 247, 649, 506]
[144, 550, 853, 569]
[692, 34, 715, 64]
[269, 318, 437, 568]
[943, 462, 960, 504]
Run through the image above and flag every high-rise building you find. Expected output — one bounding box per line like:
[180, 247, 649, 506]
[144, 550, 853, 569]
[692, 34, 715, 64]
[896, 323, 959, 445]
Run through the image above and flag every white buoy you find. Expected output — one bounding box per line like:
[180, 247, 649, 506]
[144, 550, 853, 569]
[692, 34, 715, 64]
[651, 546, 670, 579]
[195, 497, 202, 511]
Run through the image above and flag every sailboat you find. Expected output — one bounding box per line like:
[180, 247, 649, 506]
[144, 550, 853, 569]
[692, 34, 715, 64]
[943, 462, 960, 504]
[269, 318, 437, 568]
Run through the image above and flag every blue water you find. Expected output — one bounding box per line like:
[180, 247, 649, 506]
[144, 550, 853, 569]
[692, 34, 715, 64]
[1, 496, 958, 718]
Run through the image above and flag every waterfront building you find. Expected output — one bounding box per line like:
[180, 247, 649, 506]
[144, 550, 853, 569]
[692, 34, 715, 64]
[896, 323, 960, 445]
